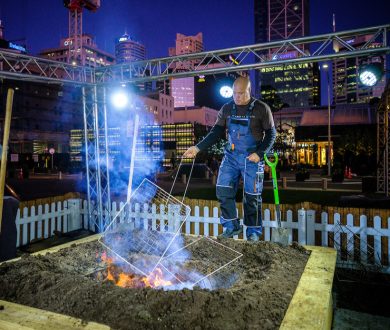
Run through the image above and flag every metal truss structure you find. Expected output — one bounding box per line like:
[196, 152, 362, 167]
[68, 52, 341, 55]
[377, 82, 390, 196]
[0, 24, 389, 229]
[94, 25, 390, 84]
[82, 85, 111, 231]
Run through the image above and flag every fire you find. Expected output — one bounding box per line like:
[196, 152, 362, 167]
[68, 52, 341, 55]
[99, 251, 173, 289]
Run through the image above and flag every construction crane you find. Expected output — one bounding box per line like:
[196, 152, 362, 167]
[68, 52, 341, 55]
[63, 0, 100, 65]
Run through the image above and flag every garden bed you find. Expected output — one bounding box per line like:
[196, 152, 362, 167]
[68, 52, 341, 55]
[0, 235, 326, 329]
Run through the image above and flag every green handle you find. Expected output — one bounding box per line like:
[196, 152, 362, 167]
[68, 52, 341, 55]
[264, 152, 279, 205]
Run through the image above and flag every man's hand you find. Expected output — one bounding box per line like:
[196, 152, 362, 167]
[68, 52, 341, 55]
[183, 146, 200, 159]
[247, 152, 260, 163]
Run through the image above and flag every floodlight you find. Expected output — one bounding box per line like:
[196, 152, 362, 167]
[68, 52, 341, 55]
[111, 91, 129, 109]
[359, 63, 383, 87]
[220, 85, 233, 98]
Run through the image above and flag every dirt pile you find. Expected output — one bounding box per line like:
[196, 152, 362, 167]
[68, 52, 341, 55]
[0, 237, 309, 330]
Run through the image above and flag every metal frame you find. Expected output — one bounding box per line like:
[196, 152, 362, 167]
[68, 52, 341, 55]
[94, 25, 390, 84]
[0, 24, 389, 229]
[377, 82, 390, 196]
[82, 85, 111, 231]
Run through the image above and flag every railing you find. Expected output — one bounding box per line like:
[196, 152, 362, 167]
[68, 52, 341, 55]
[15, 199, 390, 273]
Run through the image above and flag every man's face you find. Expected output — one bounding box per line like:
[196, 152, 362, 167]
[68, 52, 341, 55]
[233, 81, 251, 105]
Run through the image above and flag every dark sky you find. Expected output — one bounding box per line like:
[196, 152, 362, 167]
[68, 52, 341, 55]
[1, 0, 389, 58]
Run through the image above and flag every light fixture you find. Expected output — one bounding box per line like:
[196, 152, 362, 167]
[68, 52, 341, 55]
[198, 75, 205, 83]
[111, 90, 129, 109]
[358, 62, 383, 87]
[220, 85, 233, 98]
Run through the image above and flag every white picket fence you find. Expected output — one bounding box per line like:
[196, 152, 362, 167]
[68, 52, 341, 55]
[15, 199, 81, 247]
[15, 199, 390, 273]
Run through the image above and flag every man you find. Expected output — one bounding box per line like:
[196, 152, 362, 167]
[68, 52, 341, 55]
[183, 76, 276, 241]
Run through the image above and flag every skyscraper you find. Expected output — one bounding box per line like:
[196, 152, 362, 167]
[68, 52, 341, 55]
[168, 33, 204, 107]
[115, 33, 146, 63]
[254, 0, 320, 108]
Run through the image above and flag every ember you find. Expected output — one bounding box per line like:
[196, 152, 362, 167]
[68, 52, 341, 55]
[99, 251, 173, 289]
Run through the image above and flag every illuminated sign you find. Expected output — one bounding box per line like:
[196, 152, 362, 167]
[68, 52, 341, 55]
[119, 36, 129, 42]
[64, 39, 73, 46]
[272, 51, 298, 61]
[8, 42, 26, 53]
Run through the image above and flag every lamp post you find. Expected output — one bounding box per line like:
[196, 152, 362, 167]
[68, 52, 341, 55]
[322, 63, 332, 177]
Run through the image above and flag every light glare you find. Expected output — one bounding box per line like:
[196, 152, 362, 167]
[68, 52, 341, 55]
[111, 91, 129, 109]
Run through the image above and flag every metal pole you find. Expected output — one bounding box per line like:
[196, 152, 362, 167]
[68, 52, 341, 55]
[327, 69, 332, 177]
[127, 114, 140, 203]
[0, 88, 14, 233]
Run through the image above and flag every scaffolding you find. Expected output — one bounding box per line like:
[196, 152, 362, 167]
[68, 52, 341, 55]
[0, 24, 389, 228]
[377, 82, 390, 196]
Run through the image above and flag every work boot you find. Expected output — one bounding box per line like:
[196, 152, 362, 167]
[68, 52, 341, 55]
[218, 222, 243, 239]
[247, 233, 259, 242]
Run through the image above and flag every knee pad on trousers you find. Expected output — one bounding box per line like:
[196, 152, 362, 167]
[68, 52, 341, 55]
[216, 185, 235, 200]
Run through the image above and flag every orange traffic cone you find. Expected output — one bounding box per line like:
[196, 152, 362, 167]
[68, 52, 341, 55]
[347, 167, 352, 179]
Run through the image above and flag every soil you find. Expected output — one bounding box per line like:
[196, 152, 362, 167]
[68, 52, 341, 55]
[0, 237, 309, 330]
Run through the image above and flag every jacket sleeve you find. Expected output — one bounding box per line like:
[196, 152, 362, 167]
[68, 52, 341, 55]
[255, 126, 277, 158]
[196, 125, 225, 151]
[196, 105, 227, 151]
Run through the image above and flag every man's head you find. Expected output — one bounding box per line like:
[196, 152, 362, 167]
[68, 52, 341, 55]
[233, 76, 251, 105]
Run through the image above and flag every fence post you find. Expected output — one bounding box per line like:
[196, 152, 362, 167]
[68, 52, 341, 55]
[298, 208, 306, 245]
[322, 178, 328, 190]
[306, 210, 316, 246]
[67, 199, 81, 231]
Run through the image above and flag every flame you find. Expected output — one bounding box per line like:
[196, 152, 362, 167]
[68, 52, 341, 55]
[99, 252, 172, 288]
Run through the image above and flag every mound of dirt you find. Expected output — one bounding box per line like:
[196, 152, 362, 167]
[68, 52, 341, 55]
[0, 237, 309, 330]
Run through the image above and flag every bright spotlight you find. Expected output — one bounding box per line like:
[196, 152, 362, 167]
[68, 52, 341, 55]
[220, 85, 233, 98]
[359, 63, 383, 87]
[111, 91, 129, 109]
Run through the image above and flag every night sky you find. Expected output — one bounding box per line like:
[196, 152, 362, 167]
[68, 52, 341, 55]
[0, 1, 389, 106]
[1, 0, 389, 58]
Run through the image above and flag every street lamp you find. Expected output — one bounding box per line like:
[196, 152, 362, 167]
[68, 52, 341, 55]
[322, 63, 332, 177]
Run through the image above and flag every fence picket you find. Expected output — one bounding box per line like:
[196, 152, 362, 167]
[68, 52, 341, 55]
[30, 206, 36, 242]
[321, 212, 328, 246]
[346, 214, 354, 261]
[37, 205, 43, 239]
[374, 216, 382, 265]
[298, 208, 306, 245]
[264, 209, 271, 241]
[43, 204, 50, 238]
[212, 207, 219, 237]
[22, 207, 28, 246]
[194, 207, 200, 236]
[286, 210, 293, 244]
[50, 202, 56, 236]
[15, 209, 21, 247]
[203, 207, 209, 237]
[306, 210, 315, 246]
[360, 215, 368, 264]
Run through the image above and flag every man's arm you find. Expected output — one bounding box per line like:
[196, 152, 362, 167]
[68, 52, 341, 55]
[196, 125, 225, 151]
[255, 126, 277, 158]
[183, 105, 227, 158]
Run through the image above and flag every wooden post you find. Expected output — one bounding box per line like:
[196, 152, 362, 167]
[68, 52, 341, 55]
[0, 88, 14, 233]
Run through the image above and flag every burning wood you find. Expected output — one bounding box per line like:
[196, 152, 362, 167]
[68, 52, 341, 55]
[98, 251, 173, 289]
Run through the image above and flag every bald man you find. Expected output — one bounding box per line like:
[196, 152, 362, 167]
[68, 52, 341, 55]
[183, 76, 276, 241]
